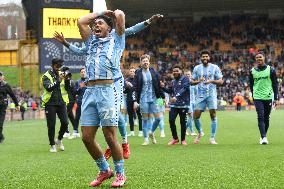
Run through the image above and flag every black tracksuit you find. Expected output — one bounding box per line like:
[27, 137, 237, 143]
[124, 77, 142, 132]
[0, 81, 18, 142]
[66, 79, 76, 133]
[162, 75, 190, 141]
[74, 77, 86, 132]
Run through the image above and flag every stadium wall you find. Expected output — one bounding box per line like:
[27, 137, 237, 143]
[0, 40, 19, 66]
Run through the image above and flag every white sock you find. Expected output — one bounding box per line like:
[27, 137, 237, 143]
[122, 137, 127, 144]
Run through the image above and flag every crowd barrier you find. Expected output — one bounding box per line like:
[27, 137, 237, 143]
[5, 109, 46, 121]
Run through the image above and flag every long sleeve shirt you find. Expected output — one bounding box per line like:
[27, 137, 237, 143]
[69, 21, 147, 56]
[124, 77, 136, 102]
[68, 22, 147, 81]
[74, 77, 86, 105]
[0, 81, 18, 107]
[42, 69, 71, 105]
[162, 75, 190, 108]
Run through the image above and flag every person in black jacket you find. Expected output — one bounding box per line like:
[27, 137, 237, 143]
[41, 58, 70, 152]
[72, 67, 86, 138]
[0, 72, 19, 143]
[161, 65, 190, 145]
[133, 54, 165, 145]
[124, 67, 142, 137]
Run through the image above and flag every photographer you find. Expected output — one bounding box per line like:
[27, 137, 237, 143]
[0, 72, 19, 143]
[41, 58, 70, 152]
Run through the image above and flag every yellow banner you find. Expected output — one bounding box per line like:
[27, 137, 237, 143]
[43, 8, 90, 39]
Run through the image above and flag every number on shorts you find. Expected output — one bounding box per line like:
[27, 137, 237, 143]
[103, 108, 116, 120]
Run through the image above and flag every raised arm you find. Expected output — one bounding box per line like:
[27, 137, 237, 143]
[113, 9, 125, 36]
[69, 45, 87, 55]
[53, 31, 87, 55]
[77, 10, 125, 40]
[53, 31, 70, 48]
[125, 14, 163, 36]
[125, 22, 146, 37]
[77, 11, 108, 40]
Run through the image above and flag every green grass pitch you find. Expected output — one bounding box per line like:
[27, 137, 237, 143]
[0, 110, 284, 188]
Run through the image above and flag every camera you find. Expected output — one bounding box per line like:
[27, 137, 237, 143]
[59, 66, 72, 78]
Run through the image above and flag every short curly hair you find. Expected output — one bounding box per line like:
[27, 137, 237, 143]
[90, 15, 113, 30]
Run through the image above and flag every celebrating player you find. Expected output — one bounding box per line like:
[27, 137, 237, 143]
[191, 50, 223, 144]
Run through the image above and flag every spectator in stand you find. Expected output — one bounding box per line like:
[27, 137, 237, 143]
[123, 15, 284, 103]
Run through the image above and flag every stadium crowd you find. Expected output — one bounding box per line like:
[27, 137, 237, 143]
[4, 15, 284, 109]
[11, 87, 39, 109]
[123, 15, 284, 105]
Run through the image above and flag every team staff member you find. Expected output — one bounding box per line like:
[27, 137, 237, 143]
[161, 65, 190, 145]
[41, 58, 70, 152]
[73, 67, 87, 138]
[124, 67, 142, 136]
[0, 72, 19, 143]
[249, 52, 278, 145]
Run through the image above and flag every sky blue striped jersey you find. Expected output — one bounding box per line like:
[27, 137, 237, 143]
[83, 30, 125, 80]
[69, 22, 146, 80]
[190, 85, 196, 104]
[141, 70, 156, 103]
[192, 63, 223, 97]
